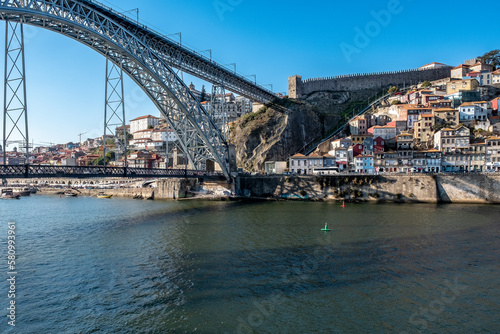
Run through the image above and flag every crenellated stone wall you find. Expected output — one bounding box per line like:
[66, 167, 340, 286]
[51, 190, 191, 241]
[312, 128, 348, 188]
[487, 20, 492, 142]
[289, 67, 452, 99]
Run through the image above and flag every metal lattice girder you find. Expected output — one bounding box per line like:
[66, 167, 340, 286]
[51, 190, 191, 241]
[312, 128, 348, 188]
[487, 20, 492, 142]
[0, 0, 240, 178]
[103, 58, 127, 166]
[211, 84, 229, 141]
[3, 19, 29, 165]
[0, 164, 225, 179]
[82, 1, 277, 104]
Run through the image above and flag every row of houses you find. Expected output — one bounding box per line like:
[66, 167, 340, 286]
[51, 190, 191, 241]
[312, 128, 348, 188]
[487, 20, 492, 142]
[282, 134, 500, 174]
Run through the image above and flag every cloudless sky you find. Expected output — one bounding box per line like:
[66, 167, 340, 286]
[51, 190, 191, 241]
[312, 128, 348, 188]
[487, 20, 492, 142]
[1, 0, 499, 147]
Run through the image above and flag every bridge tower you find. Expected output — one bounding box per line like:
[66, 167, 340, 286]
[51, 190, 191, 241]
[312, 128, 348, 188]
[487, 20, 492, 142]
[103, 58, 127, 167]
[3, 20, 29, 165]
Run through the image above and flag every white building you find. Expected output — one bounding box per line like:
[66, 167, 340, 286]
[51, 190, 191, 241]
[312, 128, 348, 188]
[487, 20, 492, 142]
[370, 125, 397, 140]
[458, 102, 475, 122]
[130, 115, 160, 134]
[289, 153, 307, 175]
[354, 155, 374, 174]
[493, 70, 500, 84]
[434, 126, 470, 153]
[418, 62, 449, 70]
[472, 101, 491, 122]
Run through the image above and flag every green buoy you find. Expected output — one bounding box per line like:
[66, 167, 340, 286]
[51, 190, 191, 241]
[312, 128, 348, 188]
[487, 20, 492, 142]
[321, 223, 331, 232]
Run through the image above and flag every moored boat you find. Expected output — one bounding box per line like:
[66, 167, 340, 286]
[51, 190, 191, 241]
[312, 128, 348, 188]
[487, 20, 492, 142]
[64, 191, 78, 197]
[15, 187, 31, 197]
[1, 188, 21, 199]
[97, 192, 112, 199]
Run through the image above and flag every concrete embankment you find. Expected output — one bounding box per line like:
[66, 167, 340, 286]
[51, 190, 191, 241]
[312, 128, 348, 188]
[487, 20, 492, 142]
[6, 178, 224, 200]
[236, 174, 500, 204]
[5, 174, 500, 203]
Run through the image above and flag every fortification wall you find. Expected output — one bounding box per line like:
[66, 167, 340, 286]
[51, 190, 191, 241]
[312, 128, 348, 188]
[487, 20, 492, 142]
[289, 67, 452, 99]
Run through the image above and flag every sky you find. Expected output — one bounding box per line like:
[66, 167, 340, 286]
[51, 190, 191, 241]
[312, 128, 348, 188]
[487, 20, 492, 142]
[1, 0, 499, 148]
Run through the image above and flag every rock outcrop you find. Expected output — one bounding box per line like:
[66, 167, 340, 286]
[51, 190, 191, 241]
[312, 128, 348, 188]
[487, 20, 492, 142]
[230, 100, 322, 172]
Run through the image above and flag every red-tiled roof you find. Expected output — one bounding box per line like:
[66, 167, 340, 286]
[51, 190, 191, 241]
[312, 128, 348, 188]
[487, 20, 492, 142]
[130, 115, 159, 122]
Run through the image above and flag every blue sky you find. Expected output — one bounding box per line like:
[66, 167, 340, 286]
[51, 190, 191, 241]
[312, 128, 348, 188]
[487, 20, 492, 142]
[1, 0, 499, 147]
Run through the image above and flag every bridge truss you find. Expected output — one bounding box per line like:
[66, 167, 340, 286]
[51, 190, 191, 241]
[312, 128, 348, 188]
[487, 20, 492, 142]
[0, 0, 278, 179]
[0, 164, 225, 179]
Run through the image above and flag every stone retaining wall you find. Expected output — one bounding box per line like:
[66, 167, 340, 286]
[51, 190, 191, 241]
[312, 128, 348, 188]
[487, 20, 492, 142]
[236, 174, 500, 203]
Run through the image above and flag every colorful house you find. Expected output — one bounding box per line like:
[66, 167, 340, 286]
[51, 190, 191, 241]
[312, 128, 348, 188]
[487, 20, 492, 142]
[450, 64, 471, 79]
[432, 108, 459, 127]
[446, 79, 479, 95]
[413, 114, 435, 143]
[354, 155, 374, 174]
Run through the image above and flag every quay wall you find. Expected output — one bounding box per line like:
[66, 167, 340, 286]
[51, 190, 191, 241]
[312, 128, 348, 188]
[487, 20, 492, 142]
[4, 177, 198, 200]
[236, 174, 500, 203]
[5, 174, 500, 203]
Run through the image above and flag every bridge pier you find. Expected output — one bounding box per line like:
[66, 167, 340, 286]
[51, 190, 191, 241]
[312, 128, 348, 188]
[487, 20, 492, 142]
[155, 178, 197, 199]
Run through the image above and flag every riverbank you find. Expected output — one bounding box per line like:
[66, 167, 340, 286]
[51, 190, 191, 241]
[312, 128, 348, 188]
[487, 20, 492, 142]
[236, 174, 500, 204]
[3, 173, 500, 203]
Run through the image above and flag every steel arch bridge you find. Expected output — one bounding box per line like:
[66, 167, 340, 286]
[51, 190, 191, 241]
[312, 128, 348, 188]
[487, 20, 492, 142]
[0, 0, 279, 179]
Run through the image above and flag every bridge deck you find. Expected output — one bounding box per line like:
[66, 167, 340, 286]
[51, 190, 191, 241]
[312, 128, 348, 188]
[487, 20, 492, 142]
[85, 0, 277, 103]
[0, 165, 225, 179]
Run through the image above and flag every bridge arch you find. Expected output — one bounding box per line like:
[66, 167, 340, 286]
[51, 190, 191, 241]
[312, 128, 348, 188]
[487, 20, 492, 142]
[0, 0, 232, 178]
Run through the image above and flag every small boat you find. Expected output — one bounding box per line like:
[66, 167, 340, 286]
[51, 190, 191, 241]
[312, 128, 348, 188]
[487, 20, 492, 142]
[321, 223, 331, 232]
[64, 191, 78, 197]
[97, 192, 112, 199]
[15, 187, 31, 197]
[1, 188, 21, 199]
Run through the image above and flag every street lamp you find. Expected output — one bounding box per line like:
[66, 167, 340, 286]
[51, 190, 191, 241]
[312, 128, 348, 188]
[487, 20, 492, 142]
[122, 8, 139, 23]
[167, 32, 182, 46]
[263, 84, 273, 91]
[225, 63, 236, 74]
[245, 74, 256, 84]
[200, 49, 212, 61]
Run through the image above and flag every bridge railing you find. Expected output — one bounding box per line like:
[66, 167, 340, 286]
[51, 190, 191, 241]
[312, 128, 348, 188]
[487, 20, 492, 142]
[0, 165, 225, 179]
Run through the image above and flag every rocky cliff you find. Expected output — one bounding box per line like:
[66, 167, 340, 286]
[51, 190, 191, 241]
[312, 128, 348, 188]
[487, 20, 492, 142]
[230, 99, 323, 172]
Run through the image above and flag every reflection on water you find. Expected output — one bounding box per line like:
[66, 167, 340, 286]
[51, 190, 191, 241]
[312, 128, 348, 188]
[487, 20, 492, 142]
[1, 196, 499, 333]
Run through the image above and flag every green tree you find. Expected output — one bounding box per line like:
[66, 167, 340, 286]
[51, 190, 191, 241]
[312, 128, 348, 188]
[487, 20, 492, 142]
[391, 100, 401, 105]
[480, 49, 500, 69]
[388, 86, 398, 94]
[105, 151, 115, 161]
[421, 80, 431, 88]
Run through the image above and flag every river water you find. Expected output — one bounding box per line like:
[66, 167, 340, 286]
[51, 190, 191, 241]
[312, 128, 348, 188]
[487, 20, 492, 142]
[1, 195, 499, 333]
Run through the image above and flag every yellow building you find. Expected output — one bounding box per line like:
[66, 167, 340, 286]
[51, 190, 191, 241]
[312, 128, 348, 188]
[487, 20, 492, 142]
[446, 79, 479, 95]
[414, 114, 435, 143]
[349, 134, 372, 146]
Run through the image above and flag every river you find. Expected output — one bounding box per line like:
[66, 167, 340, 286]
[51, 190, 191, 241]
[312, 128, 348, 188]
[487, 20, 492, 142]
[1, 195, 499, 333]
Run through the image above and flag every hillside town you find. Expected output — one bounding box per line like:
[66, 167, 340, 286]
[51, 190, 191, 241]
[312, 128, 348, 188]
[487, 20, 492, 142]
[0, 84, 252, 169]
[273, 59, 500, 175]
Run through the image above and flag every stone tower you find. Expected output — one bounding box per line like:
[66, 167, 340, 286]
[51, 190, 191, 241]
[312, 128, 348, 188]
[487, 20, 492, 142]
[288, 75, 303, 99]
